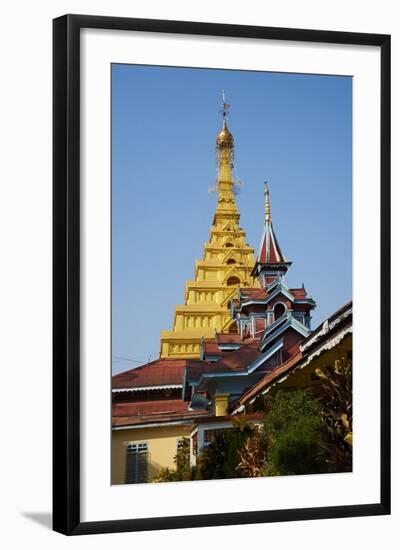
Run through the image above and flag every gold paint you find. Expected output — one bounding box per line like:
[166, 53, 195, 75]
[160, 111, 258, 358]
[216, 119, 234, 148]
[264, 182, 271, 224]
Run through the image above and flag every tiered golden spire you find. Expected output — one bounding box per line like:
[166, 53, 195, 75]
[213, 92, 238, 222]
[160, 94, 258, 358]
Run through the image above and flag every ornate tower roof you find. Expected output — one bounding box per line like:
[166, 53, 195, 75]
[252, 184, 291, 280]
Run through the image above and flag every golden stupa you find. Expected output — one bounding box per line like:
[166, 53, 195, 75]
[160, 97, 258, 358]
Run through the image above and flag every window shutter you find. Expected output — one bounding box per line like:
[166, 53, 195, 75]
[125, 443, 148, 484]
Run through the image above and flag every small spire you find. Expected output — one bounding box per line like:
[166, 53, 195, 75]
[251, 181, 291, 278]
[216, 92, 233, 149]
[221, 90, 231, 123]
[264, 181, 271, 224]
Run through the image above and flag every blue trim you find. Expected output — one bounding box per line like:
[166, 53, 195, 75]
[260, 316, 310, 350]
[247, 339, 284, 373]
[238, 285, 295, 311]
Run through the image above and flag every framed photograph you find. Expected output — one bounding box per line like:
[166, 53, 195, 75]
[53, 14, 391, 535]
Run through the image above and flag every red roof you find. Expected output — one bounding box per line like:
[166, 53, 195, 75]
[233, 287, 308, 307]
[291, 288, 307, 299]
[112, 358, 204, 389]
[211, 343, 262, 372]
[257, 221, 287, 265]
[240, 289, 267, 301]
[112, 398, 210, 427]
[215, 333, 243, 344]
[202, 340, 222, 356]
[113, 399, 189, 417]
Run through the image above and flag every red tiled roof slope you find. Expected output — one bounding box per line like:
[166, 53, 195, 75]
[212, 343, 262, 372]
[112, 399, 210, 427]
[215, 333, 243, 344]
[202, 340, 221, 355]
[112, 358, 205, 389]
[113, 399, 189, 417]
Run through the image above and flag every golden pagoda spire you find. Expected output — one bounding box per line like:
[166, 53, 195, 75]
[264, 181, 271, 224]
[214, 92, 238, 219]
[216, 91, 233, 150]
[216, 93, 233, 176]
[159, 95, 258, 359]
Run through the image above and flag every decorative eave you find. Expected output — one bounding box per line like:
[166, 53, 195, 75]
[246, 325, 352, 408]
[232, 283, 316, 315]
[294, 298, 317, 309]
[259, 314, 310, 351]
[194, 339, 283, 390]
[112, 384, 183, 393]
[300, 301, 352, 352]
[234, 284, 296, 313]
[251, 261, 292, 277]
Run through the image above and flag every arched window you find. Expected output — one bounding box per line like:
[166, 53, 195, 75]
[274, 302, 286, 320]
[227, 258, 236, 265]
[225, 242, 234, 247]
[227, 276, 240, 286]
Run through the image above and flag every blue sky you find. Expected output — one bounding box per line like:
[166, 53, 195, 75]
[112, 64, 352, 374]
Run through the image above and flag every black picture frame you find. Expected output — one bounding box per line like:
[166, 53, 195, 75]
[53, 14, 391, 535]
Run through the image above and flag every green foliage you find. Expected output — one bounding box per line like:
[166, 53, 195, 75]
[196, 423, 255, 480]
[195, 391, 324, 480]
[174, 438, 192, 481]
[154, 366, 353, 482]
[195, 432, 230, 480]
[261, 389, 324, 476]
[265, 415, 322, 475]
[316, 359, 353, 472]
[262, 388, 321, 436]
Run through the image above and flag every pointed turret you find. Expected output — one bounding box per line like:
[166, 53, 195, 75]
[251, 183, 292, 285]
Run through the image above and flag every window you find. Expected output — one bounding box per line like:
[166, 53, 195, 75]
[227, 258, 236, 265]
[203, 428, 233, 445]
[203, 429, 220, 444]
[227, 276, 240, 286]
[125, 443, 148, 484]
[273, 302, 286, 320]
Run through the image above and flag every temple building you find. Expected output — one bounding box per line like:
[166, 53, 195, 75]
[184, 183, 316, 414]
[160, 103, 257, 359]
[111, 99, 350, 485]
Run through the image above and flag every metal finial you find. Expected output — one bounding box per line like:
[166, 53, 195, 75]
[221, 90, 230, 122]
[264, 181, 271, 224]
